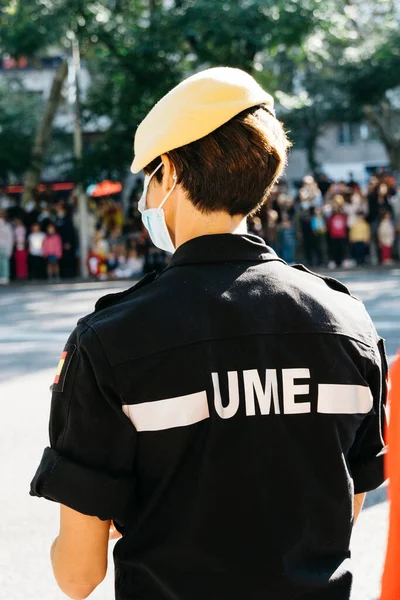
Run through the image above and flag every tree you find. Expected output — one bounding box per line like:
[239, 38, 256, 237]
[83, 0, 336, 180]
[0, 1, 70, 200]
[347, 28, 400, 173]
[278, 0, 400, 173]
[171, 0, 319, 74]
[0, 79, 42, 183]
[0, 0, 146, 200]
[21, 59, 68, 202]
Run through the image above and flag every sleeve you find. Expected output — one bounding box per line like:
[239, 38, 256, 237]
[29, 321, 137, 525]
[348, 337, 388, 494]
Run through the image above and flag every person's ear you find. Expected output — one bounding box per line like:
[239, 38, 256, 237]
[160, 154, 176, 195]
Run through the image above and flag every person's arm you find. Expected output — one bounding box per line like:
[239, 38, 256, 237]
[353, 492, 366, 524]
[30, 322, 137, 597]
[51, 505, 110, 600]
[348, 336, 388, 498]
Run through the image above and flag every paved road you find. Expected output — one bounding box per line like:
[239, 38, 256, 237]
[0, 268, 398, 600]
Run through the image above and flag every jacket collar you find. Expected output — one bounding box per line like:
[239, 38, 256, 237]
[166, 233, 284, 268]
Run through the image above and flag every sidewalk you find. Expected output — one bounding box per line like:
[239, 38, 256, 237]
[2, 262, 399, 289]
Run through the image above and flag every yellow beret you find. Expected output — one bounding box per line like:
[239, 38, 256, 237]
[131, 66, 275, 173]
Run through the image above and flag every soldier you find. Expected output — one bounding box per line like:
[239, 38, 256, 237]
[30, 67, 387, 600]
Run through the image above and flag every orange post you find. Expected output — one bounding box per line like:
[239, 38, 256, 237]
[381, 352, 400, 600]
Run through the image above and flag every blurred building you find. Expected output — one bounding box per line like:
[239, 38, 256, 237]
[286, 121, 389, 184]
[0, 53, 109, 182]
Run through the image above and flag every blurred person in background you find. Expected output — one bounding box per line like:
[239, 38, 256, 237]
[264, 206, 279, 249]
[108, 225, 124, 251]
[378, 212, 395, 265]
[91, 230, 109, 280]
[100, 197, 124, 234]
[276, 192, 295, 223]
[28, 222, 46, 280]
[24, 198, 40, 229]
[368, 182, 393, 265]
[298, 195, 314, 265]
[125, 247, 144, 277]
[247, 215, 264, 238]
[325, 181, 352, 205]
[298, 175, 323, 208]
[54, 202, 76, 279]
[349, 212, 371, 266]
[93, 229, 109, 258]
[388, 185, 400, 260]
[42, 223, 63, 281]
[0, 209, 13, 285]
[13, 217, 28, 280]
[346, 172, 358, 192]
[114, 246, 144, 279]
[37, 201, 53, 232]
[87, 250, 102, 280]
[368, 183, 393, 223]
[278, 214, 296, 263]
[344, 189, 367, 232]
[327, 195, 348, 269]
[106, 249, 119, 279]
[309, 206, 326, 266]
[315, 172, 333, 197]
[367, 175, 379, 196]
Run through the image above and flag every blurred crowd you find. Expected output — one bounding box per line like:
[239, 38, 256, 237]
[250, 171, 400, 269]
[0, 184, 167, 285]
[0, 171, 399, 285]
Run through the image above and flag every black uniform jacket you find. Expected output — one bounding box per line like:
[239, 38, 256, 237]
[30, 233, 387, 600]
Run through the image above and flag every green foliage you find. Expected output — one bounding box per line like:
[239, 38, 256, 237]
[82, 0, 332, 179]
[0, 79, 42, 182]
[170, 0, 318, 73]
[1, 0, 400, 179]
[274, 0, 400, 169]
[347, 30, 400, 106]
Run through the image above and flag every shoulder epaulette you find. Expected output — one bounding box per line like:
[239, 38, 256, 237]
[94, 271, 158, 312]
[290, 263, 356, 298]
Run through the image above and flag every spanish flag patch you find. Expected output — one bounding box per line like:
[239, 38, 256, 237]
[54, 351, 67, 385]
[51, 344, 76, 393]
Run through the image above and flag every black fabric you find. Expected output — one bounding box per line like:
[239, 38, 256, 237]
[30, 321, 137, 526]
[30, 233, 387, 600]
[30, 447, 135, 525]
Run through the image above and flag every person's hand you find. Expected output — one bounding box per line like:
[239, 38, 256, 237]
[109, 521, 122, 540]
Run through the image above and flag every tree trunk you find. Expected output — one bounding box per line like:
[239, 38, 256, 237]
[363, 103, 400, 178]
[306, 136, 319, 173]
[149, 0, 162, 14]
[305, 124, 321, 174]
[22, 59, 68, 205]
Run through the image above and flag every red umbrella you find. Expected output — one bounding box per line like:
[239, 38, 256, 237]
[89, 180, 122, 197]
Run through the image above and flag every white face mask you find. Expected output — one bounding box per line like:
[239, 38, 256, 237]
[138, 162, 177, 254]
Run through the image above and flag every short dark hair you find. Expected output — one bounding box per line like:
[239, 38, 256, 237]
[144, 105, 291, 217]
